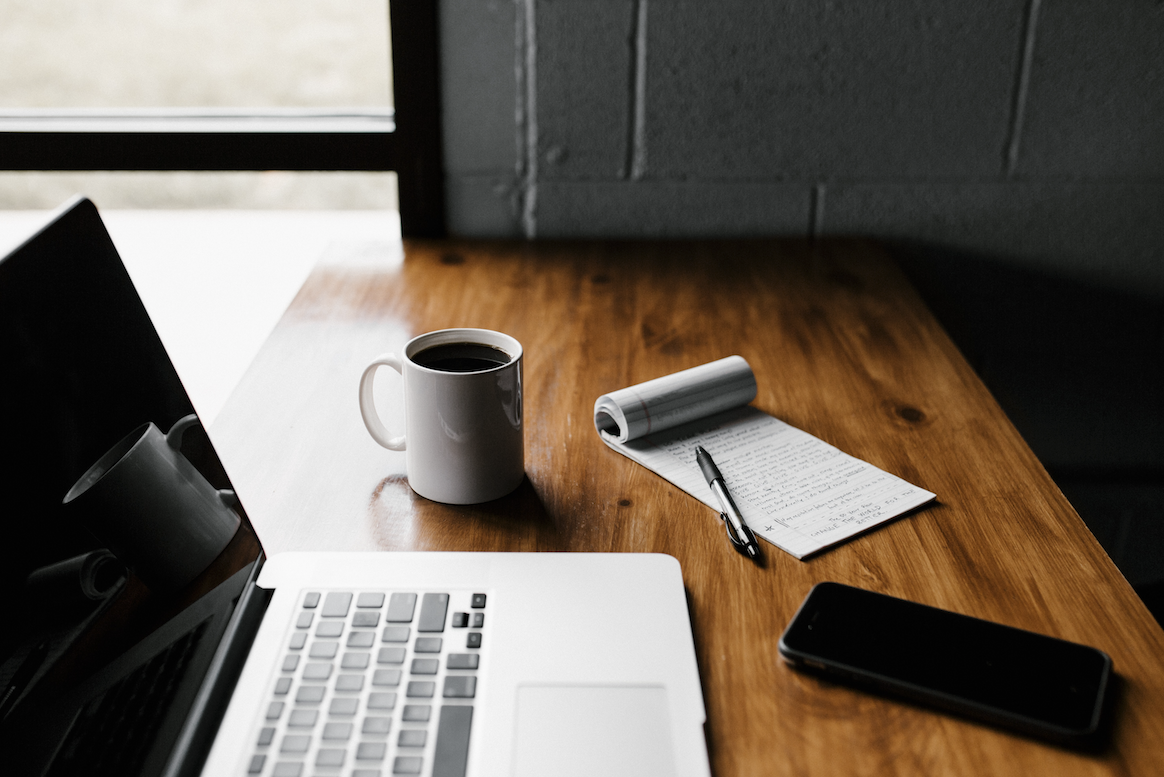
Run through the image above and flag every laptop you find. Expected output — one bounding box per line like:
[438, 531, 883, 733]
[0, 198, 710, 777]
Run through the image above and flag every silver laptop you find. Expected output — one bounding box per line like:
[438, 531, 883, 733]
[0, 198, 710, 777]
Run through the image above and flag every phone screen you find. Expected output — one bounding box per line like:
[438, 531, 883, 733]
[779, 583, 1112, 740]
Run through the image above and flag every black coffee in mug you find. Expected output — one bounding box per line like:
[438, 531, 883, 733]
[412, 341, 512, 372]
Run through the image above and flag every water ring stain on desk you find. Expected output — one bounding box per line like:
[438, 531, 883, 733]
[367, 473, 563, 552]
[368, 474, 419, 548]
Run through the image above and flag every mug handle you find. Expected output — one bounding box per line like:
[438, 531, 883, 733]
[359, 354, 407, 450]
[165, 413, 201, 450]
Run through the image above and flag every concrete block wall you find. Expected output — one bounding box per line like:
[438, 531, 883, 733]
[439, 0, 1164, 294]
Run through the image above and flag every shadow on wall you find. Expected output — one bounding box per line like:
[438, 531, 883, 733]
[894, 243, 1164, 623]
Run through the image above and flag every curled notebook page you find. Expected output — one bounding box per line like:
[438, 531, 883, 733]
[593, 357, 936, 559]
[593, 355, 758, 444]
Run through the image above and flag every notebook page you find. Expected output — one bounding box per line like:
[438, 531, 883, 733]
[603, 405, 936, 559]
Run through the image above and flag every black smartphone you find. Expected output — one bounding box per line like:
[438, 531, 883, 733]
[778, 582, 1112, 744]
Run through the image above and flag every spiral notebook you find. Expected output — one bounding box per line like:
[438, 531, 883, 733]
[594, 356, 937, 559]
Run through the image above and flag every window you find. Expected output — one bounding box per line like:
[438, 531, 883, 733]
[0, 0, 443, 235]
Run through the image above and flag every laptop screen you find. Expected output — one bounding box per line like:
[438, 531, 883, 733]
[0, 198, 263, 772]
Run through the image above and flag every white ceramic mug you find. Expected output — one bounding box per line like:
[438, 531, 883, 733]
[359, 328, 524, 504]
[62, 414, 241, 591]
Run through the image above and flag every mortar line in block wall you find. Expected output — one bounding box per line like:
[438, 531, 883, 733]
[1005, 0, 1043, 177]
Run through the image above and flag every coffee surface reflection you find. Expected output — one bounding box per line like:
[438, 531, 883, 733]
[412, 342, 511, 372]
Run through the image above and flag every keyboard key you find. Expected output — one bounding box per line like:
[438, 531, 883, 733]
[316, 621, 344, 638]
[471, 613, 484, 629]
[450, 612, 468, 628]
[470, 594, 486, 609]
[378, 647, 406, 664]
[363, 716, 392, 735]
[342, 652, 371, 670]
[281, 734, 310, 754]
[402, 704, 431, 722]
[322, 721, 353, 740]
[418, 593, 449, 632]
[353, 611, 381, 628]
[358, 592, 386, 608]
[353, 771, 382, 777]
[411, 658, 439, 675]
[387, 593, 418, 623]
[258, 727, 276, 746]
[414, 637, 442, 653]
[348, 631, 376, 648]
[336, 674, 365, 692]
[288, 709, 318, 728]
[398, 729, 427, 747]
[296, 612, 313, 629]
[393, 755, 422, 774]
[443, 676, 476, 699]
[295, 686, 325, 704]
[274, 677, 292, 695]
[303, 662, 332, 681]
[316, 748, 346, 767]
[433, 705, 473, 777]
[282, 655, 299, 672]
[446, 654, 479, 670]
[358, 742, 388, 761]
[288, 632, 307, 650]
[406, 681, 435, 698]
[322, 592, 353, 618]
[330, 697, 360, 716]
[248, 754, 266, 773]
[466, 633, 482, 649]
[309, 641, 338, 659]
[373, 669, 402, 687]
[272, 762, 303, 777]
[368, 692, 397, 710]
[382, 626, 410, 643]
[266, 701, 285, 720]
[303, 592, 321, 608]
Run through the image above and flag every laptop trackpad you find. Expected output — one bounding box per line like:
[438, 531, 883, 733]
[513, 685, 677, 777]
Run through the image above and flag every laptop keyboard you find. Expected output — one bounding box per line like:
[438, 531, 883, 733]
[247, 590, 486, 777]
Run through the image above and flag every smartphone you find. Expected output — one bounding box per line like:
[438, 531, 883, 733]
[778, 582, 1112, 744]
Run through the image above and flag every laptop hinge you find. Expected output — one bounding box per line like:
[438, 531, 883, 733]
[162, 556, 273, 777]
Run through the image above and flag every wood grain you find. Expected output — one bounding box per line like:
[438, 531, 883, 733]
[213, 237, 1164, 776]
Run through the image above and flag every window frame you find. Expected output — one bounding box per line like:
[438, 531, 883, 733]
[0, 0, 444, 237]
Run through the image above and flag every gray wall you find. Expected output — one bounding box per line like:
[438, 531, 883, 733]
[439, 0, 1164, 294]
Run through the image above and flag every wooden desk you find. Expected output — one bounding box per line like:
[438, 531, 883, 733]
[213, 238, 1164, 776]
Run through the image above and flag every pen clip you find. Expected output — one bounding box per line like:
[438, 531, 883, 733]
[719, 512, 757, 556]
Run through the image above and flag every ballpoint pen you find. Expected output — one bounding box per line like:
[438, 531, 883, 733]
[695, 446, 761, 561]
